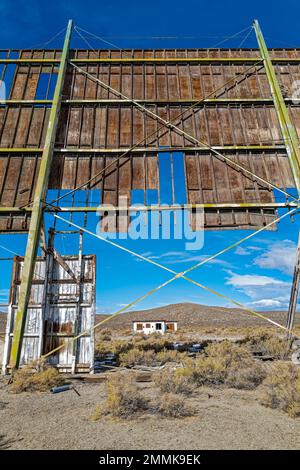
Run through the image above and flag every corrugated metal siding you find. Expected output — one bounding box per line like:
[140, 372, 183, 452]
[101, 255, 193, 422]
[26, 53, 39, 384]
[3, 254, 95, 372]
[0, 48, 299, 231]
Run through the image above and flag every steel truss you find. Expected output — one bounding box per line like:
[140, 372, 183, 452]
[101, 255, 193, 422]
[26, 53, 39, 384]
[2, 19, 300, 369]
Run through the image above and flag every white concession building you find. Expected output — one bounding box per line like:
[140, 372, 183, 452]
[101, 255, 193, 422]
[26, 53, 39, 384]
[132, 320, 178, 335]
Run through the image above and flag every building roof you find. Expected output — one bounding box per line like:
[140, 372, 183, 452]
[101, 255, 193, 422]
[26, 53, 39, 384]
[132, 320, 177, 323]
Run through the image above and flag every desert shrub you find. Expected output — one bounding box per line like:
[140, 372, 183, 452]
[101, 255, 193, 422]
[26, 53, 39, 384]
[102, 373, 148, 419]
[95, 340, 112, 357]
[204, 341, 266, 389]
[120, 328, 133, 336]
[90, 404, 102, 422]
[154, 368, 194, 395]
[156, 348, 187, 364]
[96, 333, 174, 361]
[225, 361, 266, 390]
[119, 348, 158, 367]
[111, 340, 133, 355]
[132, 333, 148, 341]
[95, 339, 132, 358]
[119, 346, 186, 367]
[192, 355, 227, 385]
[10, 362, 64, 393]
[242, 330, 291, 359]
[157, 393, 192, 418]
[133, 335, 173, 352]
[97, 328, 112, 341]
[204, 340, 251, 365]
[260, 363, 300, 418]
[179, 340, 266, 390]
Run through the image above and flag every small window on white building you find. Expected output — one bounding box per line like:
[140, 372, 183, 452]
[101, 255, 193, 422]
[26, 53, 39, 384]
[155, 323, 162, 330]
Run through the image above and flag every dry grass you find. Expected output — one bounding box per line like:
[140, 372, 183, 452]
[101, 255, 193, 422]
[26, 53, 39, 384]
[260, 362, 300, 418]
[154, 368, 194, 395]
[100, 373, 148, 419]
[96, 328, 112, 342]
[180, 340, 266, 390]
[156, 348, 187, 364]
[132, 334, 173, 352]
[119, 347, 186, 368]
[10, 362, 64, 393]
[157, 393, 193, 418]
[95, 339, 131, 358]
[225, 362, 266, 390]
[95, 333, 174, 362]
[242, 330, 291, 359]
[90, 404, 102, 422]
[153, 341, 266, 408]
[94, 340, 112, 357]
[119, 348, 158, 367]
[92, 373, 195, 420]
[102, 335, 273, 392]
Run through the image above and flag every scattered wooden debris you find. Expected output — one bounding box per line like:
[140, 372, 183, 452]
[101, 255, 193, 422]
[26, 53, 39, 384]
[135, 372, 152, 383]
[69, 375, 108, 383]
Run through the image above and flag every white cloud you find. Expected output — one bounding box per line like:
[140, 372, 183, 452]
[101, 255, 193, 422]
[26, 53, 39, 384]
[247, 245, 262, 252]
[249, 299, 285, 308]
[234, 246, 251, 256]
[0, 289, 9, 303]
[228, 239, 297, 310]
[253, 239, 296, 275]
[225, 271, 291, 310]
[226, 272, 286, 288]
[146, 251, 231, 267]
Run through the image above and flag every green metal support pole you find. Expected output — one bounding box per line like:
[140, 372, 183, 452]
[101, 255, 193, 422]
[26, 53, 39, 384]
[9, 19, 73, 369]
[254, 19, 300, 194]
[254, 20, 300, 338]
[286, 231, 300, 339]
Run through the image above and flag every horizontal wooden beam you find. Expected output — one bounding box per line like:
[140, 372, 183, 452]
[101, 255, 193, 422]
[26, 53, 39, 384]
[1, 98, 298, 108]
[0, 57, 300, 64]
[0, 145, 288, 154]
[62, 98, 293, 106]
[0, 58, 60, 63]
[71, 57, 300, 64]
[0, 100, 52, 105]
[1, 98, 296, 106]
[0, 202, 297, 214]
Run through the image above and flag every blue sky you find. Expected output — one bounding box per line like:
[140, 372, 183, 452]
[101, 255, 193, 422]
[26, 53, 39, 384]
[0, 0, 300, 49]
[0, 0, 300, 316]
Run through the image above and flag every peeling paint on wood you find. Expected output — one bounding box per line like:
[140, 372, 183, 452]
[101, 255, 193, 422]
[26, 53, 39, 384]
[2, 254, 95, 373]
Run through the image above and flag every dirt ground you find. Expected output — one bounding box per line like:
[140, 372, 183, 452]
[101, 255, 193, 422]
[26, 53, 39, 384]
[0, 372, 299, 450]
[0, 317, 299, 450]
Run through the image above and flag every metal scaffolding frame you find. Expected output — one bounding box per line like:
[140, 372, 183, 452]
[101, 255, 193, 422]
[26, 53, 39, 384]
[1, 19, 300, 369]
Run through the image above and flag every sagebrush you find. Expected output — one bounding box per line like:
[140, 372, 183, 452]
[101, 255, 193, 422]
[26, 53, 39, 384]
[242, 330, 291, 359]
[101, 373, 148, 419]
[157, 393, 193, 418]
[154, 367, 194, 395]
[260, 362, 300, 418]
[10, 362, 64, 393]
[181, 340, 266, 389]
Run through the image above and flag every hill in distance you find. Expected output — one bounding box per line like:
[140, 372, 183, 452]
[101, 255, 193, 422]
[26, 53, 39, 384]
[0, 303, 297, 335]
[95, 302, 297, 330]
